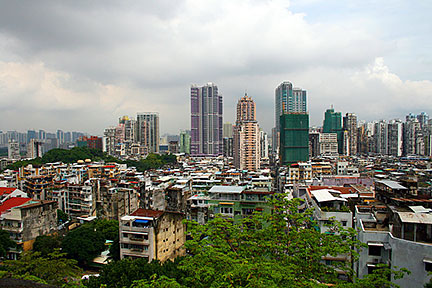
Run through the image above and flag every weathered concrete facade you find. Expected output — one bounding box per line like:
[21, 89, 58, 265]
[119, 209, 185, 262]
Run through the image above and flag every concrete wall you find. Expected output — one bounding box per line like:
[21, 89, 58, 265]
[156, 213, 185, 262]
[22, 201, 57, 243]
[356, 217, 432, 287]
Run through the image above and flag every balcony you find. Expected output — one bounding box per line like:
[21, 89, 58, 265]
[1, 226, 23, 233]
[121, 236, 149, 245]
[121, 225, 151, 233]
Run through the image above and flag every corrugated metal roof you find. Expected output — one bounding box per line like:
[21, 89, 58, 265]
[376, 180, 407, 190]
[397, 212, 432, 224]
[311, 189, 347, 203]
[209, 185, 245, 194]
[409, 206, 432, 213]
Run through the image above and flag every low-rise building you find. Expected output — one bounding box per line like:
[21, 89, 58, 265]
[355, 204, 432, 287]
[119, 209, 185, 262]
[0, 197, 57, 259]
[206, 185, 273, 222]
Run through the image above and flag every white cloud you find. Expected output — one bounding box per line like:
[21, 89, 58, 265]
[0, 1, 430, 134]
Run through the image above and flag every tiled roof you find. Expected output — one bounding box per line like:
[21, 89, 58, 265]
[0, 197, 32, 214]
[0, 187, 16, 196]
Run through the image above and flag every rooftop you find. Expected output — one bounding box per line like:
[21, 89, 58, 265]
[376, 180, 407, 190]
[0, 197, 32, 215]
[311, 189, 347, 203]
[0, 187, 16, 196]
[131, 209, 164, 218]
[208, 185, 245, 194]
[397, 212, 432, 225]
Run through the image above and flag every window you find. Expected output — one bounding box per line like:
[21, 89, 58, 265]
[342, 221, 347, 227]
[220, 207, 233, 214]
[368, 245, 381, 256]
[367, 265, 378, 275]
[425, 262, 432, 272]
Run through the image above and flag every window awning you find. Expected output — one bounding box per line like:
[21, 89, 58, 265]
[368, 242, 384, 247]
[367, 263, 377, 267]
[423, 258, 432, 264]
[123, 231, 148, 235]
[219, 202, 234, 205]
[134, 219, 149, 224]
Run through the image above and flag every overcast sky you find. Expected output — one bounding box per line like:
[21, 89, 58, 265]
[0, 0, 431, 135]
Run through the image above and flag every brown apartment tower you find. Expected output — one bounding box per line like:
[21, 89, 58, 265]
[233, 93, 260, 171]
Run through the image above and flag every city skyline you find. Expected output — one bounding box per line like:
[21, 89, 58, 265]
[0, 1, 431, 135]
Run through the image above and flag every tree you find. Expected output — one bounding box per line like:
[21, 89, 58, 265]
[425, 275, 432, 288]
[2, 249, 81, 286]
[83, 258, 185, 288]
[109, 237, 120, 261]
[131, 274, 183, 288]
[180, 197, 408, 288]
[61, 219, 119, 266]
[57, 209, 69, 224]
[82, 196, 407, 288]
[4, 147, 117, 171]
[92, 219, 119, 241]
[61, 225, 105, 266]
[0, 229, 16, 258]
[33, 235, 62, 257]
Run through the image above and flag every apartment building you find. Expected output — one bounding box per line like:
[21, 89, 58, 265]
[0, 198, 57, 259]
[119, 209, 185, 262]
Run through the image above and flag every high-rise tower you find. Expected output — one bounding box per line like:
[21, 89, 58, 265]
[343, 113, 358, 156]
[233, 94, 260, 171]
[274, 82, 307, 152]
[323, 107, 343, 154]
[190, 83, 223, 156]
[136, 112, 159, 153]
[280, 113, 309, 165]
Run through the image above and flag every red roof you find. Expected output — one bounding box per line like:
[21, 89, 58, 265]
[131, 209, 164, 218]
[103, 165, 116, 168]
[0, 187, 17, 196]
[0, 197, 32, 215]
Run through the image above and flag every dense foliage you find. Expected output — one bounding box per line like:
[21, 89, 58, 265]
[123, 153, 178, 172]
[62, 219, 119, 266]
[1, 249, 81, 286]
[83, 258, 185, 288]
[0, 191, 410, 287]
[33, 235, 62, 257]
[4, 147, 177, 172]
[0, 229, 16, 258]
[58, 208, 69, 224]
[81, 197, 408, 288]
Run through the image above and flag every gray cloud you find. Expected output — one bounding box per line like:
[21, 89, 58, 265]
[0, 0, 431, 135]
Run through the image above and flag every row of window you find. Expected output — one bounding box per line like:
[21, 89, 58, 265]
[121, 243, 149, 251]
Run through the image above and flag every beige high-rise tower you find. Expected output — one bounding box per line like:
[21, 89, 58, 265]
[234, 93, 260, 171]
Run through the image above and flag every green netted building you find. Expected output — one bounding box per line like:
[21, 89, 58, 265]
[279, 113, 309, 165]
[323, 107, 343, 154]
